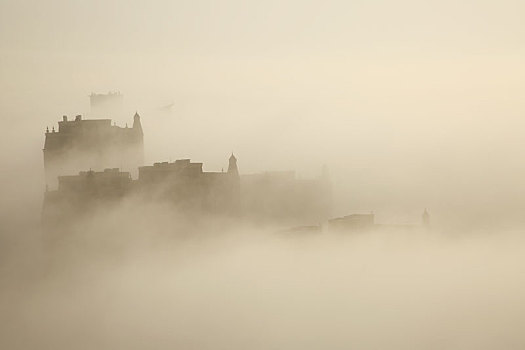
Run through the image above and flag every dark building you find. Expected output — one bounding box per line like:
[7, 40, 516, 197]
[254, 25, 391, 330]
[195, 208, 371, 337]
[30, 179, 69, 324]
[328, 213, 375, 231]
[41, 111, 331, 228]
[57, 168, 132, 195]
[42, 168, 133, 226]
[42, 152, 331, 228]
[43, 113, 144, 187]
[137, 157, 240, 214]
[228, 153, 239, 176]
[43, 155, 242, 225]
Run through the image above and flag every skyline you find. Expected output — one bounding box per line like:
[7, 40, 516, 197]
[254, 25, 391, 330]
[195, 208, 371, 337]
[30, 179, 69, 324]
[2, 2, 525, 349]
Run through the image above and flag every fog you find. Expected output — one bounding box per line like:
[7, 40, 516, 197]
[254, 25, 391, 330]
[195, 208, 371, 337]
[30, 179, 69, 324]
[1, 0, 525, 348]
[3, 208, 525, 349]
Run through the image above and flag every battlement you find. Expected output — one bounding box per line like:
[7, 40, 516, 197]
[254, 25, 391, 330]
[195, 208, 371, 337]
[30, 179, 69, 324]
[46, 115, 139, 135]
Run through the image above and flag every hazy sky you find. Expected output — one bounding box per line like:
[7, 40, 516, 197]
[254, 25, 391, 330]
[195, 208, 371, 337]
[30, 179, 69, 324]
[1, 0, 525, 225]
[2, 3, 525, 348]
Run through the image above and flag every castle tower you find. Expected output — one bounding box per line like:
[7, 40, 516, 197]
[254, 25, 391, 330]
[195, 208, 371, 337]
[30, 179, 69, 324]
[228, 153, 239, 176]
[133, 111, 143, 135]
[128, 111, 144, 175]
[422, 208, 430, 228]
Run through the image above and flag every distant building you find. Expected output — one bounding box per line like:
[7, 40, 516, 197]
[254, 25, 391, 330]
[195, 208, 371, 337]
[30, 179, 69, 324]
[228, 153, 239, 176]
[41, 106, 332, 228]
[43, 155, 242, 225]
[42, 153, 331, 228]
[42, 168, 132, 226]
[43, 113, 144, 187]
[137, 157, 240, 214]
[89, 91, 123, 118]
[58, 168, 132, 195]
[325, 211, 430, 233]
[328, 213, 375, 231]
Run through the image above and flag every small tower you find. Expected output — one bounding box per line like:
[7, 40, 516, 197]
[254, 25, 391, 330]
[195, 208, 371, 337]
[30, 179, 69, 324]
[133, 111, 143, 135]
[422, 208, 430, 228]
[228, 153, 239, 176]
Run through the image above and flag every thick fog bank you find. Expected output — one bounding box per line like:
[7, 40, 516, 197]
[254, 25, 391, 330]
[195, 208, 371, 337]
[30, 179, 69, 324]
[1, 206, 525, 349]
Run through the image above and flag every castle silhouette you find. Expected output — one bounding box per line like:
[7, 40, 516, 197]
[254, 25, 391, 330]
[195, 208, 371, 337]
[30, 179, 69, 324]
[42, 112, 332, 227]
[41, 102, 429, 231]
[43, 112, 143, 187]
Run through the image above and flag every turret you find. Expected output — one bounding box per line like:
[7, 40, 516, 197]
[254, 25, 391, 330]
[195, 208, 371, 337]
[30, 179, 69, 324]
[228, 153, 239, 176]
[133, 111, 143, 135]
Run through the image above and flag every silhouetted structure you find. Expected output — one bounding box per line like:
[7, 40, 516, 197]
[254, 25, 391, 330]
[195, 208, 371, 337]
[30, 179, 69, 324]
[138, 158, 240, 214]
[42, 168, 133, 226]
[228, 153, 239, 176]
[42, 153, 331, 227]
[328, 213, 375, 231]
[90, 91, 123, 117]
[324, 210, 431, 233]
[43, 113, 144, 187]
[41, 107, 332, 228]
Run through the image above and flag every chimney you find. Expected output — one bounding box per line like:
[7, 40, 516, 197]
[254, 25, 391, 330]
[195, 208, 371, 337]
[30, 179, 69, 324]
[62, 115, 67, 122]
[75, 115, 82, 121]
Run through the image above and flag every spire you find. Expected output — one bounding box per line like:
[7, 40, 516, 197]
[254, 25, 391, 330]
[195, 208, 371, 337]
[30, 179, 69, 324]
[133, 111, 143, 135]
[228, 152, 239, 176]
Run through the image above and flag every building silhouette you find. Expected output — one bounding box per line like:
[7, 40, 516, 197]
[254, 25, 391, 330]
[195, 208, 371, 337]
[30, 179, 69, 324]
[43, 113, 144, 187]
[137, 158, 240, 214]
[328, 213, 375, 230]
[228, 153, 239, 176]
[41, 113, 332, 228]
[42, 156, 331, 227]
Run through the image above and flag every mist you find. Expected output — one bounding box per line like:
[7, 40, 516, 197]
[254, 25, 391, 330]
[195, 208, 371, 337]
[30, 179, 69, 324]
[2, 204, 525, 349]
[1, 0, 525, 348]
